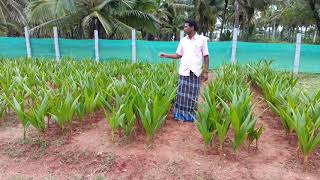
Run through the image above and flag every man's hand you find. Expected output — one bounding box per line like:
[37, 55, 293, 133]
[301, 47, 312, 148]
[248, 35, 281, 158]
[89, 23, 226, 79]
[202, 71, 209, 82]
[160, 53, 167, 58]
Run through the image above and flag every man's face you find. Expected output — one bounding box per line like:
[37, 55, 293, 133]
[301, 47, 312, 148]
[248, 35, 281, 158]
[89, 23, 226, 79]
[183, 23, 193, 35]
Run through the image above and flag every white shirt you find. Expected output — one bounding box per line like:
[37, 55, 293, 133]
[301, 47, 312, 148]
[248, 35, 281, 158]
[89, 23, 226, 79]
[176, 33, 209, 77]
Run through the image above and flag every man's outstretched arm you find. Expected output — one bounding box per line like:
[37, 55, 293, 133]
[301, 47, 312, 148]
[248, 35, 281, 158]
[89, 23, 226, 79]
[160, 53, 182, 59]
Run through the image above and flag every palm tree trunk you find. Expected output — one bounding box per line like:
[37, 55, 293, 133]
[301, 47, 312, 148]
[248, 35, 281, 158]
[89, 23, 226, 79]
[234, 0, 240, 29]
[272, 22, 276, 41]
[304, 26, 307, 42]
[308, 0, 320, 34]
[145, 33, 149, 40]
[268, 27, 271, 40]
[175, 31, 179, 41]
[91, 18, 98, 39]
[236, 0, 253, 41]
[79, 21, 84, 39]
[244, 8, 254, 41]
[219, 0, 229, 41]
[313, 29, 317, 43]
[280, 27, 285, 40]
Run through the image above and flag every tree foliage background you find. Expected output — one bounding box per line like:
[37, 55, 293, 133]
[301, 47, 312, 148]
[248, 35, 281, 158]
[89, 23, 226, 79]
[0, 0, 319, 43]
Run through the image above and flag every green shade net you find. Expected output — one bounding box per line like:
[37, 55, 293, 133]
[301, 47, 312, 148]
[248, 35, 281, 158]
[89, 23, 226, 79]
[0, 37, 319, 73]
[236, 42, 296, 71]
[100, 39, 131, 61]
[0, 37, 27, 57]
[59, 38, 94, 59]
[31, 38, 55, 58]
[136, 40, 232, 69]
[300, 44, 320, 73]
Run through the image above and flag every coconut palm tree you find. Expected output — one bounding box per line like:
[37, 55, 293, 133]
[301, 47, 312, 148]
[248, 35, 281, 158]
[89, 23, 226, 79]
[219, 0, 230, 40]
[26, 0, 160, 39]
[307, 0, 320, 34]
[236, 0, 271, 40]
[193, 0, 224, 36]
[156, 0, 192, 40]
[0, 0, 27, 36]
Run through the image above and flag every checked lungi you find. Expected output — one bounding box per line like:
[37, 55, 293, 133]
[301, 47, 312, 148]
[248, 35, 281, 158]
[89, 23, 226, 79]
[173, 71, 201, 122]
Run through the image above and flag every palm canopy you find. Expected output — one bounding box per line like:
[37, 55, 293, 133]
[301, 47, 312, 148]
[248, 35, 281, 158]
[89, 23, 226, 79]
[0, 0, 27, 35]
[26, 0, 160, 38]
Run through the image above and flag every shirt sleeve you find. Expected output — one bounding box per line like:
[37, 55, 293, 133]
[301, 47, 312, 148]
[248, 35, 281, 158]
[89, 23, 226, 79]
[202, 37, 209, 56]
[176, 41, 183, 56]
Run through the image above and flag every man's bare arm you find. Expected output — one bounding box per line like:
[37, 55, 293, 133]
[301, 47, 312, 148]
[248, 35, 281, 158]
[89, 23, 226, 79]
[160, 53, 182, 59]
[204, 55, 209, 73]
[203, 55, 209, 81]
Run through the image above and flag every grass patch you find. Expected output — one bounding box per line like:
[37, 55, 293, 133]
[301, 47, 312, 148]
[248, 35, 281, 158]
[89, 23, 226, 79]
[298, 73, 320, 95]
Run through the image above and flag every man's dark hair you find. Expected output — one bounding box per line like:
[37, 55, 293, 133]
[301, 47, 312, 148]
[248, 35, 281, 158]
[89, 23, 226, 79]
[185, 19, 198, 31]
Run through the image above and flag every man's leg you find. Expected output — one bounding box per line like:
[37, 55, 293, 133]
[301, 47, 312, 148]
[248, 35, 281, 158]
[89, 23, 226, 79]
[173, 75, 185, 121]
[173, 71, 201, 122]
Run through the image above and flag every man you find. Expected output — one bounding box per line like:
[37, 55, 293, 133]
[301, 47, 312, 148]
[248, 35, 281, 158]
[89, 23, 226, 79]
[160, 19, 210, 122]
